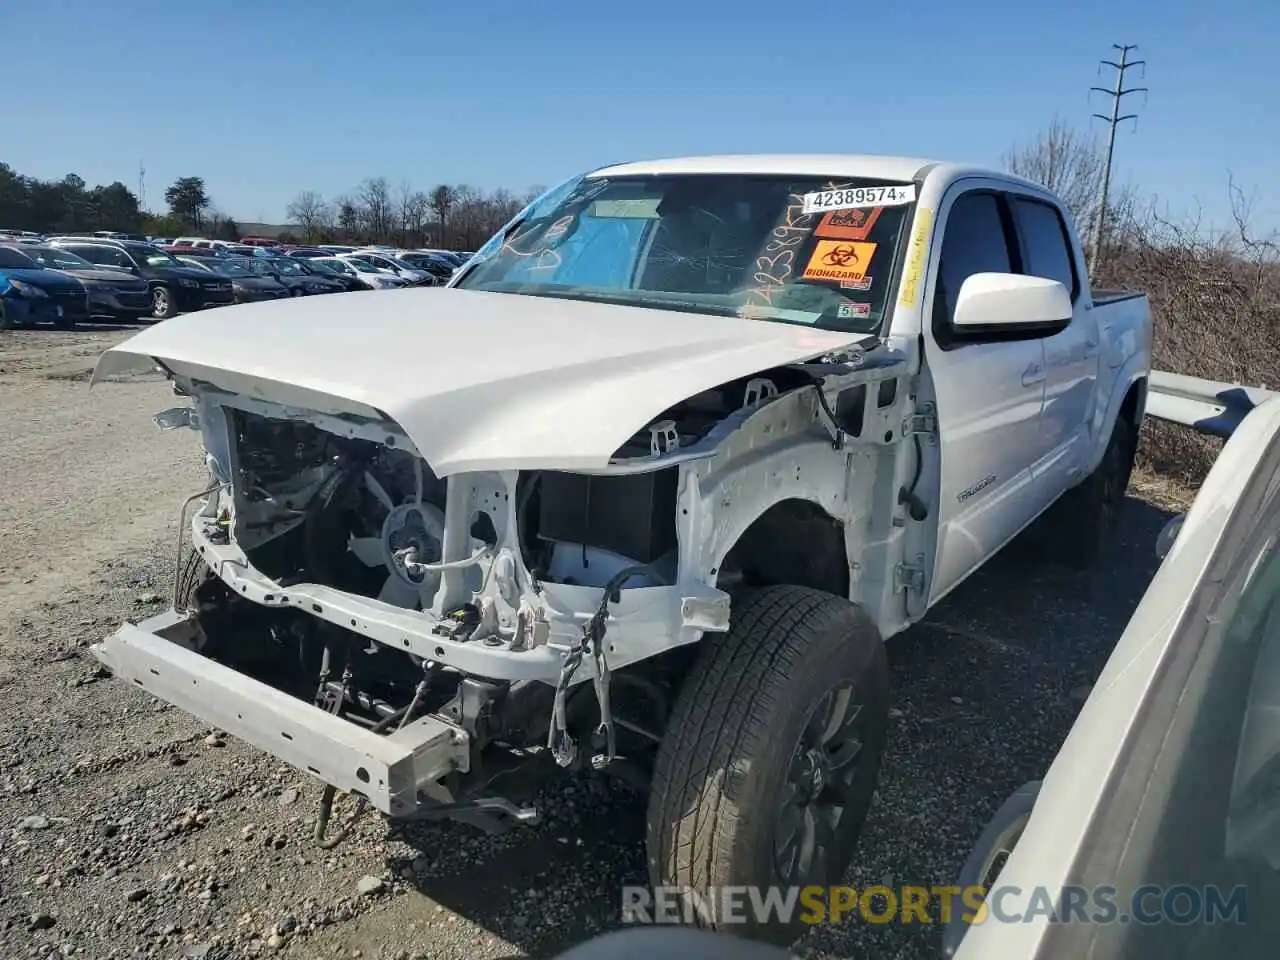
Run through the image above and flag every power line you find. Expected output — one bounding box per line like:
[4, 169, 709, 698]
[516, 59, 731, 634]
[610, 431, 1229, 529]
[1088, 43, 1148, 270]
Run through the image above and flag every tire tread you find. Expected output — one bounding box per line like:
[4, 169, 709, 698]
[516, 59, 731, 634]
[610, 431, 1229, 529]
[647, 585, 883, 925]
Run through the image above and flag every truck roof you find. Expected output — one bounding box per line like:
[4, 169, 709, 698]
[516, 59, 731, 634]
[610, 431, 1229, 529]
[590, 154, 939, 182]
[588, 154, 1050, 197]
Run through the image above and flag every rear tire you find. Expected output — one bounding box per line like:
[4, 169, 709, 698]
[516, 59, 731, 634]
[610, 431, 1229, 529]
[1046, 416, 1136, 569]
[646, 585, 890, 946]
[0, 302, 10, 330]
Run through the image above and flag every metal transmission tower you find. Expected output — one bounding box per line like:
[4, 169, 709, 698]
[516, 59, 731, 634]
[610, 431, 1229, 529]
[1088, 44, 1147, 269]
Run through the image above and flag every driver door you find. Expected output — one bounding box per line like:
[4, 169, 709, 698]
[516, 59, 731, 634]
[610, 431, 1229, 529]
[922, 184, 1051, 604]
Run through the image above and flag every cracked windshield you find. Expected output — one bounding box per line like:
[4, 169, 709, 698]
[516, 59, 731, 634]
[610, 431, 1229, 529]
[456, 174, 914, 332]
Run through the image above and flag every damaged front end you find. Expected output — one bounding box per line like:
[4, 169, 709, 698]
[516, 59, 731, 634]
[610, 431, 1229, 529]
[94, 381, 743, 832]
[90, 303, 920, 836]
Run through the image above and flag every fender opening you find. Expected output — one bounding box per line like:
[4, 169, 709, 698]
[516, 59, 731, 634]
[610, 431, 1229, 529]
[716, 498, 849, 599]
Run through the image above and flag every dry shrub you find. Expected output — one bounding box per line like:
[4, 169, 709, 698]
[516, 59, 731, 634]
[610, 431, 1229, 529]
[1093, 180, 1280, 483]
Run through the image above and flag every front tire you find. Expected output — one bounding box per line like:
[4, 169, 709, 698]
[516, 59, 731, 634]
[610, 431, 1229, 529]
[646, 585, 890, 946]
[175, 548, 213, 612]
[151, 286, 178, 320]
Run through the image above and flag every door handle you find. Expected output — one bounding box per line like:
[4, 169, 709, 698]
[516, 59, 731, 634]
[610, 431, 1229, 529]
[1021, 362, 1045, 387]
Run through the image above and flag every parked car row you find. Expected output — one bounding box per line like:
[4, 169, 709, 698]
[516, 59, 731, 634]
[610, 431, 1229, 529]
[0, 229, 476, 329]
[168, 241, 472, 286]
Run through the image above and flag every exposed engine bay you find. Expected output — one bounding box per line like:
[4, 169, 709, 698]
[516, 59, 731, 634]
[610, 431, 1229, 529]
[168, 366, 831, 826]
[186, 404, 698, 824]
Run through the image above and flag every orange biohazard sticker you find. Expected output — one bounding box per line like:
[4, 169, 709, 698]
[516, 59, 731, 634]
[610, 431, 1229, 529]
[802, 240, 877, 283]
[815, 207, 882, 241]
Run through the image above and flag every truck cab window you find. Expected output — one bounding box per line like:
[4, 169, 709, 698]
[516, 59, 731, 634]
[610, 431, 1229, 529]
[933, 192, 1014, 342]
[1011, 197, 1078, 301]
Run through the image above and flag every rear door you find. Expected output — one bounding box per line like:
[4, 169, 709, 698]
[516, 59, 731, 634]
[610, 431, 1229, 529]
[1007, 194, 1100, 495]
[923, 184, 1050, 603]
[952, 396, 1280, 960]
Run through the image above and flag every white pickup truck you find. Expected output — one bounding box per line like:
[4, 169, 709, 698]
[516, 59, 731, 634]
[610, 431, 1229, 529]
[90, 154, 1151, 944]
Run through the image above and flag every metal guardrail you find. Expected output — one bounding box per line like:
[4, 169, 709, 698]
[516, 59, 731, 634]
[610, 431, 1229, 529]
[1146, 371, 1279, 439]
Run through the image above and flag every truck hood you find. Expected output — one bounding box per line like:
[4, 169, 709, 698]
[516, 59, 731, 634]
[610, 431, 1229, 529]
[92, 287, 871, 475]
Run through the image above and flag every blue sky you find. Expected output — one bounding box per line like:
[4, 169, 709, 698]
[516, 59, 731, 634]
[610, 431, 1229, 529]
[4, 0, 1276, 232]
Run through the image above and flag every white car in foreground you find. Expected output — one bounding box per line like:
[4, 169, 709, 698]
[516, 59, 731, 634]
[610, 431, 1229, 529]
[936, 387, 1280, 960]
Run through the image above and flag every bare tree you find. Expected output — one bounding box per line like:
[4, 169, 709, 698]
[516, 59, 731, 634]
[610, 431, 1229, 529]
[406, 191, 431, 246]
[356, 177, 393, 241]
[440, 185, 476, 248]
[1004, 117, 1108, 233]
[488, 187, 524, 224]
[205, 210, 240, 241]
[1095, 175, 1280, 481]
[392, 182, 430, 246]
[1004, 117, 1139, 269]
[336, 197, 360, 241]
[286, 190, 331, 242]
[429, 185, 456, 246]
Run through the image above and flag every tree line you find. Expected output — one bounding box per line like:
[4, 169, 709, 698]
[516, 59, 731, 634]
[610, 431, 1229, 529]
[284, 179, 543, 249]
[0, 163, 541, 250]
[0, 163, 542, 249]
[0, 163, 145, 235]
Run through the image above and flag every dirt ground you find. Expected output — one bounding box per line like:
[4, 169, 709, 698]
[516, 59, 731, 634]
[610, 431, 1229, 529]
[0, 324, 1193, 960]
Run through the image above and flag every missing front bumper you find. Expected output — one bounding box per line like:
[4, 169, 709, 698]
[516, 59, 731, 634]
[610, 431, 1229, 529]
[90, 608, 470, 816]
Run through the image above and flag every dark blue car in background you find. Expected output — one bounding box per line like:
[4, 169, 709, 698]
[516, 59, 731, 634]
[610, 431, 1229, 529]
[0, 245, 89, 330]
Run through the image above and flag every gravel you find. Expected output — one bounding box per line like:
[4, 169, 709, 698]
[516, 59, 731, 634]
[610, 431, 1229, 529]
[0, 325, 1193, 959]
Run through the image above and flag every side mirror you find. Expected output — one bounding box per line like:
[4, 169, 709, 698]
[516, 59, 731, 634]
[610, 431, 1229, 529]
[951, 273, 1072, 333]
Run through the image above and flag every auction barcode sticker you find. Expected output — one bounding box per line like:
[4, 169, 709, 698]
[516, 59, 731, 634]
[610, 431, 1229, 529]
[801, 184, 917, 215]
